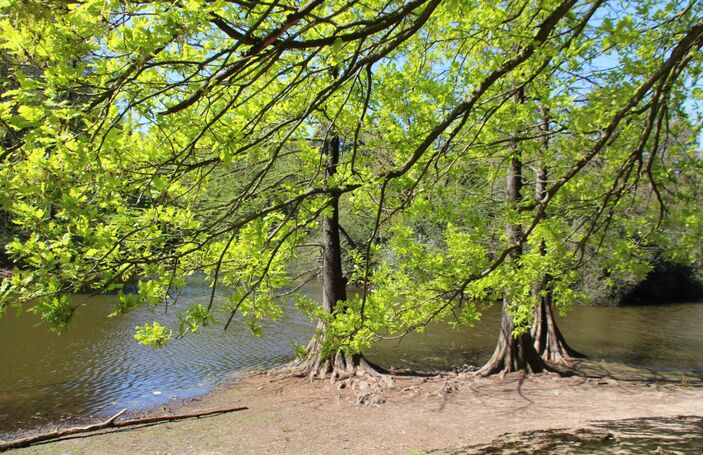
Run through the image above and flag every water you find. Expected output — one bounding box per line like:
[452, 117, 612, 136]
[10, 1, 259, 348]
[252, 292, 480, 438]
[0, 282, 317, 436]
[0, 280, 701, 437]
[368, 302, 703, 372]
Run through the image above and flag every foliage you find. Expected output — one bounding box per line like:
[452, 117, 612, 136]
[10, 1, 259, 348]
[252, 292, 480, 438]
[0, 0, 700, 355]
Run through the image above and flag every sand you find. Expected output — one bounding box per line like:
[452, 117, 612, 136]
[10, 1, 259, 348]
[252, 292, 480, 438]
[5, 362, 702, 454]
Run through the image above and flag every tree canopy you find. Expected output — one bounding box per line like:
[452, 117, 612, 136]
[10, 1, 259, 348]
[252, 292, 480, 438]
[0, 0, 701, 374]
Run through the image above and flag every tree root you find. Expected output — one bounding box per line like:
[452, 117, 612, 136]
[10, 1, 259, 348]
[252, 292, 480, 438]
[532, 292, 586, 365]
[0, 406, 248, 451]
[477, 357, 579, 378]
[477, 330, 579, 378]
[340, 375, 395, 406]
[270, 345, 395, 406]
[282, 335, 387, 383]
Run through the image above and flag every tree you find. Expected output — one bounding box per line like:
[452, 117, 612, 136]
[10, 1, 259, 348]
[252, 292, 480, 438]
[528, 106, 586, 364]
[288, 134, 386, 377]
[366, 1, 701, 376]
[477, 87, 552, 376]
[0, 0, 701, 379]
[0, 0, 455, 376]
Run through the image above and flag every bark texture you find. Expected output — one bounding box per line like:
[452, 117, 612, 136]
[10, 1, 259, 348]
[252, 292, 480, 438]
[531, 283, 586, 364]
[478, 298, 550, 376]
[292, 135, 384, 379]
[529, 107, 585, 365]
[478, 89, 555, 377]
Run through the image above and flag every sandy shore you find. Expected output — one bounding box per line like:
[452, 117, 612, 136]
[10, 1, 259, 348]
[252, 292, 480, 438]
[4, 361, 701, 454]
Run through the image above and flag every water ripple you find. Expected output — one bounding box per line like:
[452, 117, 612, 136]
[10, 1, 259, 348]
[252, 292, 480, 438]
[0, 289, 700, 437]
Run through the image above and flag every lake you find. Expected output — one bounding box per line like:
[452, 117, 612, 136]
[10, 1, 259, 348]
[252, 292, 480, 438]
[0, 281, 701, 437]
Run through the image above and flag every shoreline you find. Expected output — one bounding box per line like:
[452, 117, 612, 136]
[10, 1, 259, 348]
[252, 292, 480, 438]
[0, 369, 249, 443]
[3, 361, 702, 454]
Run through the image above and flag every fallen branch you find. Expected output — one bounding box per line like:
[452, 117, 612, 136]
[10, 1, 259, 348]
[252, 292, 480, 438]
[0, 405, 248, 451]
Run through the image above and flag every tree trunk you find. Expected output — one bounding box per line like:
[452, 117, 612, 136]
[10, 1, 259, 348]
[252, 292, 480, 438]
[478, 88, 554, 377]
[477, 297, 550, 376]
[293, 135, 384, 379]
[530, 107, 585, 364]
[531, 282, 586, 364]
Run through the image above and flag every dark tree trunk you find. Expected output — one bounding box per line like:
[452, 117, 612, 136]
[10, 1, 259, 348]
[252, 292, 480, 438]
[293, 135, 384, 379]
[479, 88, 555, 377]
[530, 107, 585, 364]
[320, 135, 347, 318]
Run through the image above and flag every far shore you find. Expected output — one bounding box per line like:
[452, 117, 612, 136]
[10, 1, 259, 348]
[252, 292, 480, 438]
[4, 360, 702, 454]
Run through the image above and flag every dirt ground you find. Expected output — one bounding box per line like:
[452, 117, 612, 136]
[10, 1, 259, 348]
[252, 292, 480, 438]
[4, 362, 702, 454]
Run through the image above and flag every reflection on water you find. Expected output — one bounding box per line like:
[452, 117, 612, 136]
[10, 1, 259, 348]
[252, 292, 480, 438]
[0, 282, 317, 436]
[0, 279, 701, 437]
[368, 302, 703, 372]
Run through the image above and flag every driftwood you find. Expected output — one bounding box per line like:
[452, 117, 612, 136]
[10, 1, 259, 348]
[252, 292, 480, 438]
[0, 405, 248, 451]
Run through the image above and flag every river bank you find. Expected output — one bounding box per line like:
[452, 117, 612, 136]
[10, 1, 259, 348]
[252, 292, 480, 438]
[4, 361, 701, 454]
[3, 295, 699, 439]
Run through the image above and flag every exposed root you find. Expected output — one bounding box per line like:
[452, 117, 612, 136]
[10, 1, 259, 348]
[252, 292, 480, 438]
[402, 384, 421, 397]
[452, 364, 479, 376]
[532, 291, 586, 365]
[435, 378, 461, 397]
[477, 329, 578, 378]
[478, 296, 583, 378]
[287, 352, 387, 382]
[343, 376, 394, 406]
[478, 352, 578, 378]
[282, 331, 388, 383]
[270, 337, 396, 406]
[478, 328, 545, 377]
[327, 369, 397, 406]
[540, 344, 585, 368]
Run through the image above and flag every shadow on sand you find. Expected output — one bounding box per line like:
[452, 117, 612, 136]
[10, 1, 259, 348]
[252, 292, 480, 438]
[433, 415, 703, 454]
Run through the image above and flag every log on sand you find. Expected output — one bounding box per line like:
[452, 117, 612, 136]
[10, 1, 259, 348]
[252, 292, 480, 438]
[0, 406, 248, 451]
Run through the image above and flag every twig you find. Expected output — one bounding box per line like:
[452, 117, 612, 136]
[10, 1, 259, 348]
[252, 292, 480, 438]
[0, 406, 248, 451]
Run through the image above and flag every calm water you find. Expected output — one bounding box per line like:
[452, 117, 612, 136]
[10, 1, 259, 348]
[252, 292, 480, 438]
[0, 281, 701, 437]
[369, 302, 703, 371]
